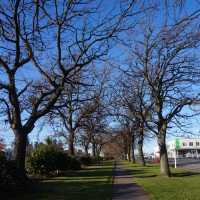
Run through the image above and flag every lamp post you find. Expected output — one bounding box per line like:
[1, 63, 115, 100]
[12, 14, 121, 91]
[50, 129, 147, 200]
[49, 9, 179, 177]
[174, 149, 177, 168]
[175, 138, 181, 169]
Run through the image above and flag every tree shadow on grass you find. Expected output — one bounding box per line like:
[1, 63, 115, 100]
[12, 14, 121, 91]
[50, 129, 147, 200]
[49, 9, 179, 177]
[76, 169, 113, 177]
[3, 166, 113, 200]
[9, 180, 112, 200]
[129, 169, 156, 177]
[121, 166, 160, 178]
[84, 166, 112, 171]
[36, 167, 113, 180]
[114, 167, 158, 179]
[134, 174, 158, 178]
[172, 171, 200, 177]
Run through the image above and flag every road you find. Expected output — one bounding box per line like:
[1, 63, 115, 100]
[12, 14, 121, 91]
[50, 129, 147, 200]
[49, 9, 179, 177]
[169, 158, 200, 171]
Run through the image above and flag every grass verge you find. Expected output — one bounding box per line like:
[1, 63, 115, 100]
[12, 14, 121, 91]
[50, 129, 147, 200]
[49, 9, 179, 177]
[6, 161, 113, 200]
[123, 161, 200, 200]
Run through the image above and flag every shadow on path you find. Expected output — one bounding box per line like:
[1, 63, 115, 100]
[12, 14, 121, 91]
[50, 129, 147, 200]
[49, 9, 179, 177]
[112, 164, 149, 200]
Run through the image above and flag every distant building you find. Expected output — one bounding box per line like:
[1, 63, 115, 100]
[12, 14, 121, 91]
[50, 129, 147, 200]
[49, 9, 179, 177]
[168, 138, 200, 158]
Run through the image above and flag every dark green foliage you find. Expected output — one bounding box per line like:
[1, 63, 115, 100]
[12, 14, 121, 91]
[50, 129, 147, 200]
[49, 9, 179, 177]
[26, 144, 81, 175]
[78, 156, 104, 166]
[0, 152, 12, 190]
[0, 153, 29, 193]
[0, 152, 7, 178]
[0, 151, 6, 164]
[69, 157, 82, 170]
[79, 156, 93, 166]
[92, 156, 104, 164]
[27, 144, 67, 175]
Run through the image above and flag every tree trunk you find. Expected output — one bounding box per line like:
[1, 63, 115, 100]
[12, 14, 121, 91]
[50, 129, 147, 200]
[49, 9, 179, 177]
[157, 125, 171, 177]
[84, 144, 89, 155]
[13, 130, 28, 176]
[127, 131, 132, 162]
[96, 145, 101, 157]
[128, 144, 131, 162]
[68, 130, 75, 155]
[131, 133, 136, 163]
[92, 142, 96, 157]
[123, 137, 128, 160]
[138, 133, 145, 166]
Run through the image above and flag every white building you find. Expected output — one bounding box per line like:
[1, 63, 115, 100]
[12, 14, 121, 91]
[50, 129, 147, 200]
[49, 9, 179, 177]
[168, 138, 200, 158]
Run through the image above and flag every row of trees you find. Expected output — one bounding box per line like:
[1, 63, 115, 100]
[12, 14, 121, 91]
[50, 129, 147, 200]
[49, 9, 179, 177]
[110, 0, 200, 176]
[0, 0, 143, 177]
[1, 0, 200, 179]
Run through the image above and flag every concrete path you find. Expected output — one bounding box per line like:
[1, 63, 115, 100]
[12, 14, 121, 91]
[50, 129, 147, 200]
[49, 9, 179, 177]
[112, 164, 149, 200]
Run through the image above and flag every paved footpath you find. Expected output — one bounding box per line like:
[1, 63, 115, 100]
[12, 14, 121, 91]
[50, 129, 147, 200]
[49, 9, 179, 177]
[112, 163, 149, 200]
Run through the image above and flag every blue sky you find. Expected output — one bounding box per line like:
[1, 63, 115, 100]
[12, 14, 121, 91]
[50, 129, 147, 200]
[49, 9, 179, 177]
[1, 0, 200, 154]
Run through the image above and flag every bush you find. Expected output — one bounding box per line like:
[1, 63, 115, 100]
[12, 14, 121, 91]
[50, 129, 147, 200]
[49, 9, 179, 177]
[0, 152, 7, 179]
[27, 144, 69, 175]
[27, 144, 82, 175]
[91, 156, 103, 164]
[78, 155, 104, 166]
[0, 153, 29, 193]
[79, 156, 93, 166]
[0, 152, 6, 171]
[69, 157, 81, 170]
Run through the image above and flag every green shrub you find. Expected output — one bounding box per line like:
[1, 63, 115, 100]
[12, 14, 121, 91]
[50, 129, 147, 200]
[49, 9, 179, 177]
[0, 152, 7, 179]
[0, 153, 28, 192]
[27, 144, 82, 175]
[26, 144, 71, 175]
[79, 156, 93, 166]
[78, 155, 104, 166]
[91, 156, 103, 164]
[0, 151, 6, 163]
[69, 157, 81, 170]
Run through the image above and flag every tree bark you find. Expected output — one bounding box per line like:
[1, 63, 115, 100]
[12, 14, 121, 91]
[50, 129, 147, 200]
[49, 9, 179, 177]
[123, 135, 128, 160]
[157, 124, 171, 177]
[96, 145, 101, 157]
[92, 142, 96, 157]
[84, 144, 89, 155]
[128, 144, 131, 162]
[68, 130, 75, 155]
[138, 132, 145, 166]
[13, 130, 28, 176]
[131, 132, 136, 163]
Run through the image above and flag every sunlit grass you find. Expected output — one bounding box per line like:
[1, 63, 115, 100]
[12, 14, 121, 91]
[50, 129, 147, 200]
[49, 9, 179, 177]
[123, 161, 200, 200]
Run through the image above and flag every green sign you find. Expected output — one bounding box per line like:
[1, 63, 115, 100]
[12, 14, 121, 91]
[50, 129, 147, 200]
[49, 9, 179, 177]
[175, 138, 181, 149]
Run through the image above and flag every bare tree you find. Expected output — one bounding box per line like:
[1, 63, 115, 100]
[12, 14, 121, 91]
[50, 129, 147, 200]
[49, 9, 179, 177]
[54, 87, 102, 155]
[79, 129, 91, 155]
[79, 91, 108, 157]
[121, 122, 133, 162]
[50, 65, 110, 155]
[0, 0, 139, 175]
[102, 131, 125, 159]
[118, 74, 153, 166]
[111, 103, 136, 162]
[125, 7, 200, 176]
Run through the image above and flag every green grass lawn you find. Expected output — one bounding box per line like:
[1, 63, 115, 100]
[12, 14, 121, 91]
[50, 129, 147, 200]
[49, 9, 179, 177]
[8, 161, 113, 200]
[123, 161, 200, 200]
